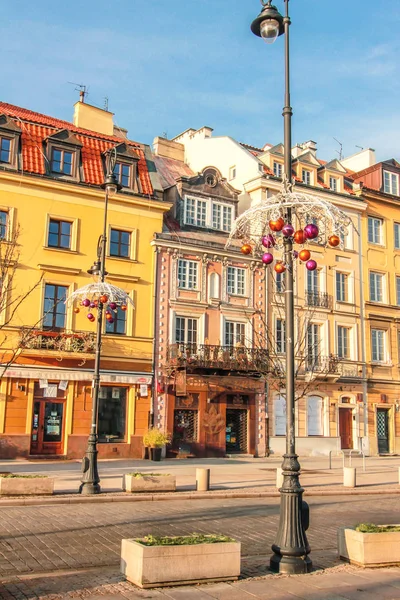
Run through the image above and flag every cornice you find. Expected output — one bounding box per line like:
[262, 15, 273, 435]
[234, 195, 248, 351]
[38, 263, 81, 275]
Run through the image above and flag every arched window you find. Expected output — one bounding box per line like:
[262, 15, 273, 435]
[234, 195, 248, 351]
[307, 395, 324, 436]
[274, 395, 286, 436]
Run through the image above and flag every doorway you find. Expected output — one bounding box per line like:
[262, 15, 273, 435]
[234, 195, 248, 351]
[226, 409, 248, 453]
[377, 408, 390, 454]
[30, 399, 65, 455]
[339, 408, 353, 449]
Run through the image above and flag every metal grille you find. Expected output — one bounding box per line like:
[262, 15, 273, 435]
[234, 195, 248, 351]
[377, 410, 387, 437]
[226, 409, 248, 453]
[173, 410, 198, 443]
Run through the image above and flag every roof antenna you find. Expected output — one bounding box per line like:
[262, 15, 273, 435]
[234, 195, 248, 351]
[104, 97, 109, 111]
[355, 145, 364, 151]
[68, 82, 88, 103]
[333, 137, 343, 161]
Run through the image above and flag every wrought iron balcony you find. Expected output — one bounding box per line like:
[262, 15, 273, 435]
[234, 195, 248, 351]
[167, 343, 269, 373]
[20, 329, 96, 354]
[302, 354, 341, 375]
[305, 291, 332, 309]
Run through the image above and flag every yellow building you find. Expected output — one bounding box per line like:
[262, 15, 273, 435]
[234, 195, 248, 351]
[0, 101, 170, 459]
[353, 160, 400, 455]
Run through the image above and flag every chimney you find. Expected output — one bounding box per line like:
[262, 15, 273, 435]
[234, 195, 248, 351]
[73, 101, 114, 136]
[153, 137, 184, 162]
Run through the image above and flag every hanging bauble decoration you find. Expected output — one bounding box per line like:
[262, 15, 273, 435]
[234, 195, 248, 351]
[261, 234, 275, 248]
[107, 318, 114, 324]
[269, 217, 284, 232]
[328, 234, 340, 247]
[100, 295, 109, 304]
[304, 223, 319, 240]
[262, 252, 274, 265]
[87, 313, 94, 320]
[282, 223, 294, 237]
[82, 299, 91, 307]
[293, 250, 299, 259]
[89, 302, 96, 308]
[109, 302, 117, 310]
[121, 305, 127, 311]
[93, 300, 99, 307]
[299, 249, 311, 262]
[241, 244, 252, 255]
[74, 307, 80, 314]
[274, 262, 286, 273]
[306, 259, 317, 271]
[294, 229, 306, 244]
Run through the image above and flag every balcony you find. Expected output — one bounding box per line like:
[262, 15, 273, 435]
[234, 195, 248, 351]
[20, 329, 96, 354]
[167, 343, 269, 373]
[305, 291, 332, 309]
[301, 355, 341, 380]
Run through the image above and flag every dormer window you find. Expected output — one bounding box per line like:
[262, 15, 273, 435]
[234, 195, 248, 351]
[46, 130, 82, 181]
[273, 162, 283, 177]
[114, 162, 131, 188]
[51, 148, 73, 176]
[0, 115, 21, 170]
[302, 169, 311, 185]
[0, 137, 11, 163]
[108, 143, 141, 193]
[384, 171, 399, 196]
[329, 176, 338, 192]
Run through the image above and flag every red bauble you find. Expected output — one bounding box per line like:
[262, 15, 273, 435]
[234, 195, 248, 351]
[100, 295, 108, 304]
[299, 249, 311, 262]
[241, 244, 252, 255]
[274, 262, 286, 274]
[294, 230, 306, 244]
[269, 217, 284, 232]
[329, 235, 340, 247]
[121, 305, 127, 311]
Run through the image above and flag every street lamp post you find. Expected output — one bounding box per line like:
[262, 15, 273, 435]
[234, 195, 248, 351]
[251, 0, 311, 574]
[79, 154, 121, 495]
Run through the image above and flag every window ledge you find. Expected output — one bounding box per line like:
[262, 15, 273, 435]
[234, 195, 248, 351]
[227, 293, 248, 299]
[107, 255, 138, 263]
[44, 246, 78, 254]
[38, 263, 81, 275]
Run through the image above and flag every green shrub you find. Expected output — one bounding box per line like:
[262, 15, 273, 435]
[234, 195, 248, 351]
[142, 428, 171, 448]
[127, 472, 171, 478]
[356, 523, 400, 533]
[136, 534, 235, 546]
[0, 474, 48, 479]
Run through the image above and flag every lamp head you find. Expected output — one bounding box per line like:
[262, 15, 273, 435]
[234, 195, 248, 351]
[87, 260, 108, 277]
[101, 172, 122, 196]
[251, 0, 284, 44]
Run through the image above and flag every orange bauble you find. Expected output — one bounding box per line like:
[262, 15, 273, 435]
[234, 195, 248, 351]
[294, 229, 306, 244]
[274, 262, 286, 274]
[99, 295, 108, 303]
[73, 307, 80, 314]
[299, 249, 311, 262]
[269, 217, 284, 232]
[328, 235, 340, 247]
[121, 305, 127, 311]
[241, 244, 252, 255]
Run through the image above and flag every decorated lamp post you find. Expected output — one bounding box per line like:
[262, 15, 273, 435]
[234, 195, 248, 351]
[227, 0, 352, 574]
[66, 149, 134, 495]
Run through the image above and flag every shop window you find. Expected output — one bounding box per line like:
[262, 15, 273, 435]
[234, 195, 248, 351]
[98, 386, 127, 443]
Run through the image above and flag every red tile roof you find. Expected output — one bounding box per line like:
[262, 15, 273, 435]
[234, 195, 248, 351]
[0, 102, 153, 195]
[153, 155, 195, 189]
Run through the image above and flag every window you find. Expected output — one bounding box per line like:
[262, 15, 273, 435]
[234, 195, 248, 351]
[184, 197, 207, 227]
[110, 229, 131, 258]
[384, 171, 399, 196]
[273, 162, 283, 177]
[0, 211, 8, 239]
[258, 163, 264, 174]
[275, 271, 285, 293]
[337, 326, 349, 358]
[307, 324, 320, 368]
[224, 321, 245, 346]
[371, 329, 385, 363]
[394, 223, 400, 250]
[369, 272, 383, 302]
[229, 166, 236, 180]
[0, 137, 11, 163]
[47, 219, 72, 250]
[178, 259, 198, 290]
[302, 169, 311, 185]
[336, 272, 348, 302]
[98, 386, 127, 443]
[227, 267, 245, 296]
[329, 176, 338, 192]
[105, 306, 127, 335]
[114, 162, 131, 188]
[212, 203, 233, 232]
[307, 396, 323, 436]
[43, 284, 68, 330]
[274, 395, 286, 436]
[51, 148, 73, 175]
[368, 216, 383, 245]
[307, 268, 319, 293]
[396, 276, 400, 306]
[175, 316, 198, 344]
[276, 319, 286, 354]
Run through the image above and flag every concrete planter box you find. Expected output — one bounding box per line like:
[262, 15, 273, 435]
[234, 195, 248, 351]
[123, 473, 176, 493]
[338, 526, 400, 567]
[0, 476, 54, 496]
[121, 539, 241, 588]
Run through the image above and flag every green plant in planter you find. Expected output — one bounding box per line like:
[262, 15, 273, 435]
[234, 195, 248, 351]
[0, 474, 48, 478]
[128, 472, 171, 478]
[143, 428, 171, 448]
[356, 523, 400, 533]
[137, 533, 235, 546]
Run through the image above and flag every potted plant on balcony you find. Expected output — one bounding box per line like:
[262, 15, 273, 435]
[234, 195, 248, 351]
[143, 428, 171, 461]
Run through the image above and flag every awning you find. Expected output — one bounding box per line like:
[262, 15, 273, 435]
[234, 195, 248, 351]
[2, 366, 152, 385]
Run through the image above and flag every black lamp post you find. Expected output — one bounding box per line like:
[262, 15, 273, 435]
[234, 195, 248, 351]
[79, 152, 121, 495]
[251, 0, 312, 574]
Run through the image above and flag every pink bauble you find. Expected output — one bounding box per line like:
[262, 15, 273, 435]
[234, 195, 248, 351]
[262, 252, 274, 265]
[262, 234, 275, 248]
[90, 302, 96, 308]
[304, 223, 319, 239]
[87, 312, 94, 320]
[108, 318, 114, 324]
[282, 223, 294, 237]
[109, 302, 117, 310]
[82, 299, 91, 307]
[293, 250, 299, 259]
[306, 259, 317, 271]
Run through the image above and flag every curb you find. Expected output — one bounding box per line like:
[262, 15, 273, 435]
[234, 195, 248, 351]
[0, 487, 399, 507]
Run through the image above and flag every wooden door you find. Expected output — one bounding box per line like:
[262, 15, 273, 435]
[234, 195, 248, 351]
[339, 408, 353, 449]
[377, 409, 389, 454]
[30, 399, 65, 455]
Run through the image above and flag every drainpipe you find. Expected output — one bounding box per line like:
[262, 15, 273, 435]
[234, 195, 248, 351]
[150, 244, 160, 428]
[357, 212, 369, 454]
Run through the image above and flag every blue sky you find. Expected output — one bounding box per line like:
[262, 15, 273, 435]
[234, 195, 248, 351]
[1, 0, 399, 162]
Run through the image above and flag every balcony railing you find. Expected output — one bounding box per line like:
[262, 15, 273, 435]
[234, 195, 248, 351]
[20, 329, 96, 354]
[302, 354, 341, 375]
[305, 291, 332, 309]
[167, 343, 269, 373]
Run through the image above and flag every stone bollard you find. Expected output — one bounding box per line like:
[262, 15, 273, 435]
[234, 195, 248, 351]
[343, 466, 356, 488]
[398, 466, 400, 485]
[196, 468, 210, 492]
[276, 467, 284, 489]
